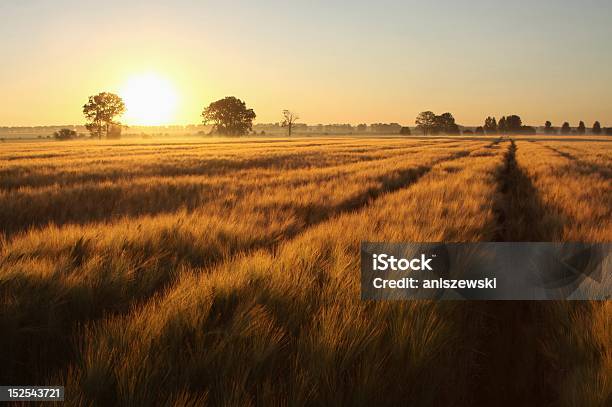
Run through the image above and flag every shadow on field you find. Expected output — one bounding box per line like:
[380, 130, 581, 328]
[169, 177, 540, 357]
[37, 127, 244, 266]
[288, 150, 470, 229]
[470, 140, 587, 407]
[541, 144, 612, 180]
[492, 140, 562, 241]
[0, 145, 459, 237]
[0, 148, 475, 387]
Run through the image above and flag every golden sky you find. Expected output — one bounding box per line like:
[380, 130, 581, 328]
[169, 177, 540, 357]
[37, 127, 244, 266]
[1, 1, 611, 127]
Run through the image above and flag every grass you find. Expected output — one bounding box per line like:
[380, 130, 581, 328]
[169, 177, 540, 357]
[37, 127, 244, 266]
[513, 141, 611, 405]
[0, 136, 609, 406]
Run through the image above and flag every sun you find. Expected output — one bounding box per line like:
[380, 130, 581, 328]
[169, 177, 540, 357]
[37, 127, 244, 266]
[120, 73, 178, 126]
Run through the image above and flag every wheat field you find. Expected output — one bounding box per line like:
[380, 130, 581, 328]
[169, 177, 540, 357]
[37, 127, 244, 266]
[0, 136, 610, 406]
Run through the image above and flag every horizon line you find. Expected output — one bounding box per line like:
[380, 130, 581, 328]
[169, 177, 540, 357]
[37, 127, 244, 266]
[2, 121, 609, 129]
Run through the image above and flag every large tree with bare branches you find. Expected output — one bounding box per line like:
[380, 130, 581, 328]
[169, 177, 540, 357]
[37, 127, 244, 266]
[281, 110, 299, 137]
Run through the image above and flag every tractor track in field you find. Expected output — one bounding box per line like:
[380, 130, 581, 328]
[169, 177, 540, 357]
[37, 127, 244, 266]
[1, 146, 479, 386]
[471, 139, 560, 407]
[0, 140, 460, 192]
[539, 143, 612, 180]
[492, 140, 559, 241]
[0, 143, 467, 238]
[281, 148, 472, 237]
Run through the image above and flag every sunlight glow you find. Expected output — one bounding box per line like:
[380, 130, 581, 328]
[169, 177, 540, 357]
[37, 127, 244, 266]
[120, 73, 178, 125]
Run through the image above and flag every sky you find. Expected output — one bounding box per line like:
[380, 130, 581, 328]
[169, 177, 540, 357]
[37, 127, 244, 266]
[1, 0, 611, 127]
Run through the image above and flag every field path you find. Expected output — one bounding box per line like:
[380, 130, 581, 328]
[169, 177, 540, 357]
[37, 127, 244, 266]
[539, 143, 612, 179]
[473, 140, 565, 406]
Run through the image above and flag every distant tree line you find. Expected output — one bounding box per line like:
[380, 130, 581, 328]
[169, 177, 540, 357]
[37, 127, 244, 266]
[469, 115, 535, 135]
[53, 128, 77, 140]
[60, 91, 612, 139]
[252, 122, 404, 136]
[543, 120, 605, 135]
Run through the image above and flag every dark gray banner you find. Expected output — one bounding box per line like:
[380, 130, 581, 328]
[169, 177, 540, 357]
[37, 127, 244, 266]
[0, 386, 64, 401]
[361, 242, 611, 300]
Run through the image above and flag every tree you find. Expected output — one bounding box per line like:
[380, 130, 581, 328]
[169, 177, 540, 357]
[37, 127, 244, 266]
[415, 111, 438, 135]
[592, 121, 602, 134]
[415, 111, 459, 135]
[577, 121, 586, 135]
[437, 112, 460, 134]
[475, 126, 485, 135]
[399, 126, 411, 135]
[83, 92, 125, 139]
[356, 123, 367, 132]
[281, 110, 299, 137]
[544, 121, 555, 134]
[202, 96, 256, 136]
[496, 115, 523, 133]
[484, 116, 497, 133]
[54, 128, 77, 140]
[505, 115, 523, 133]
[560, 122, 571, 134]
[498, 116, 507, 133]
